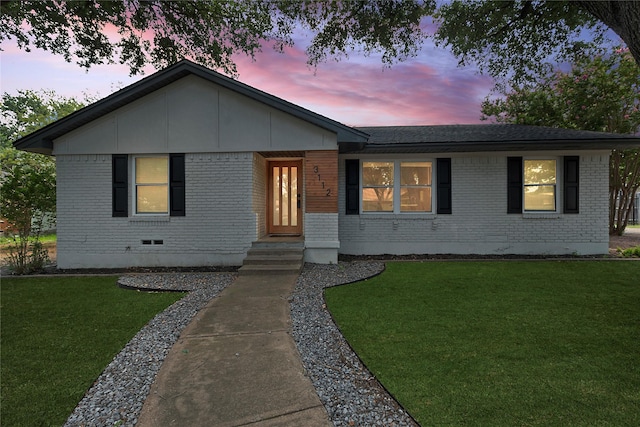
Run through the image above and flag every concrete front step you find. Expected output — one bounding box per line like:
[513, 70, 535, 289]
[239, 242, 305, 275]
[243, 253, 304, 266]
[238, 264, 303, 275]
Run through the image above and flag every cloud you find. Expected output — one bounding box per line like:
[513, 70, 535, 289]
[231, 40, 494, 126]
[1, 29, 495, 126]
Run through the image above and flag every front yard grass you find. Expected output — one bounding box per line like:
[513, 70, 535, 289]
[325, 261, 640, 426]
[0, 276, 185, 427]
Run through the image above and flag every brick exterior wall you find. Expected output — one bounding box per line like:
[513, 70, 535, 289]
[252, 154, 267, 239]
[56, 153, 257, 268]
[304, 212, 339, 263]
[338, 152, 610, 256]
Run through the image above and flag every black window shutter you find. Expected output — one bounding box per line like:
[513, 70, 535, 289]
[170, 154, 186, 216]
[507, 156, 523, 214]
[436, 158, 452, 214]
[345, 159, 359, 215]
[563, 156, 579, 214]
[112, 155, 128, 217]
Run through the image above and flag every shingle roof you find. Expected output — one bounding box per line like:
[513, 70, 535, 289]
[349, 125, 640, 153]
[13, 59, 369, 155]
[13, 59, 640, 156]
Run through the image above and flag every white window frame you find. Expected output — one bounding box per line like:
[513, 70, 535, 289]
[132, 155, 170, 216]
[360, 159, 434, 214]
[523, 157, 558, 213]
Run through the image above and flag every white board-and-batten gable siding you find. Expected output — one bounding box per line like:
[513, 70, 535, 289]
[52, 75, 337, 155]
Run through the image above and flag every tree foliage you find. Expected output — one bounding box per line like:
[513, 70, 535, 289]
[1, 1, 638, 81]
[1, 90, 86, 273]
[0, 0, 432, 77]
[481, 48, 640, 235]
[435, 1, 606, 84]
[0, 149, 56, 273]
[1, 90, 87, 149]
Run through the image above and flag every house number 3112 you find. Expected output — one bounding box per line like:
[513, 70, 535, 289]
[313, 165, 332, 196]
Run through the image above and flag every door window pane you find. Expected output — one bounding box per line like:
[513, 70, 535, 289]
[273, 167, 280, 226]
[291, 167, 297, 227]
[282, 167, 289, 226]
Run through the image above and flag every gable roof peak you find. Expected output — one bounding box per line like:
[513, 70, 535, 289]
[13, 59, 367, 154]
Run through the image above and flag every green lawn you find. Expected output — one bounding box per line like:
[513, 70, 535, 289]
[0, 232, 57, 246]
[0, 276, 185, 427]
[325, 261, 640, 426]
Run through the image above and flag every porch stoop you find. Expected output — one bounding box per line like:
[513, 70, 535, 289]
[238, 240, 305, 276]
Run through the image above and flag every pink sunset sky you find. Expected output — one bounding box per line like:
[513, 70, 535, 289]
[2, 29, 496, 127]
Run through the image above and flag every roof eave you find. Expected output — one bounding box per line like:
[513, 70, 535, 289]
[341, 139, 640, 154]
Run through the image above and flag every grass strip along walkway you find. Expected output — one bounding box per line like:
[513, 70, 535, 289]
[0, 276, 184, 427]
[325, 261, 640, 426]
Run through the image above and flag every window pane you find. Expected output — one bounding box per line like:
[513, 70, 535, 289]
[401, 187, 432, 212]
[273, 167, 280, 226]
[136, 157, 168, 184]
[524, 185, 556, 211]
[291, 167, 297, 227]
[401, 162, 432, 185]
[137, 185, 168, 213]
[524, 160, 556, 185]
[282, 167, 289, 226]
[362, 188, 393, 212]
[362, 162, 394, 186]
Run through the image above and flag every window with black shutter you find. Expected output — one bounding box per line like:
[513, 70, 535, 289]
[112, 155, 128, 217]
[345, 159, 359, 215]
[437, 158, 452, 214]
[507, 157, 523, 213]
[170, 154, 186, 216]
[563, 156, 579, 214]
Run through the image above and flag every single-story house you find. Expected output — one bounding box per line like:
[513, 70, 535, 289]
[14, 60, 640, 269]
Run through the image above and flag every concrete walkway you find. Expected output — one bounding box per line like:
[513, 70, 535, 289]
[136, 273, 331, 427]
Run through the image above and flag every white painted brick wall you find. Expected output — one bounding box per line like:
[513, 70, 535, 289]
[339, 152, 610, 255]
[56, 152, 257, 268]
[304, 213, 339, 263]
[252, 154, 267, 238]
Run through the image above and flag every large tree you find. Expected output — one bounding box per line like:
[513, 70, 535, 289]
[0, 0, 431, 76]
[1, 90, 86, 273]
[481, 48, 640, 236]
[435, 0, 640, 84]
[1, 1, 639, 79]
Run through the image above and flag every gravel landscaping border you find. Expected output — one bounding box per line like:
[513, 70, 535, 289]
[291, 262, 418, 427]
[63, 263, 416, 427]
[64, 273, 235, 427]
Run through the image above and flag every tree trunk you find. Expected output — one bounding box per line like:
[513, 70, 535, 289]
[577, 1, 640, 67]
[609, 149, 640, 235]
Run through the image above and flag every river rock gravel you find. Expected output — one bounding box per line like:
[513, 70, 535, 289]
[64, 263, 417, 427]
[64, 273, 235, 427]
[290, 262, 418, 427]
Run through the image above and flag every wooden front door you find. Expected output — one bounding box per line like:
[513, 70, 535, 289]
[268, 161, 303, 235]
